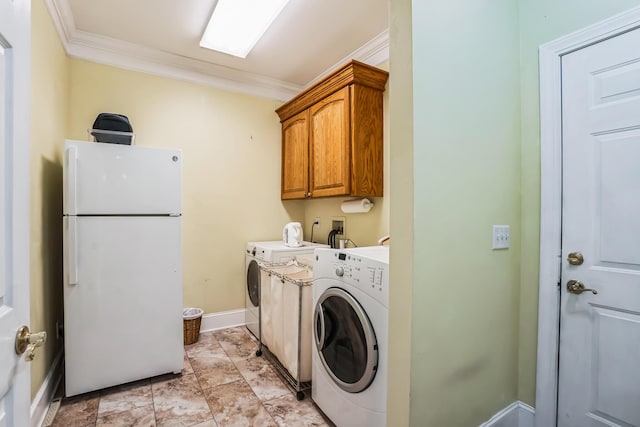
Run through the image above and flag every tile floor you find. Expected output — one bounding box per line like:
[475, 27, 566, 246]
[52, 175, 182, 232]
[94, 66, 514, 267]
[51, 327, 332, 427]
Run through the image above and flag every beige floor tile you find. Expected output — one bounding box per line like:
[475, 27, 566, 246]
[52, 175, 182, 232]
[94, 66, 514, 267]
[234, 356, 291, 401]
[184, 332, 221, 358]
[204, 380, 277, 427]
[213, 327, 259, 361]
[183, 351, 194, 375]
[151, 373, 213, 427]
[189, 348, 244, 390]
[263, 394, 331, 427]
[52, 393, 100, 427]
[51, 326, 324, 427]
[98, 380, 153, 417]
[96, 404, 156, 426]
[189, 419, 218, 427]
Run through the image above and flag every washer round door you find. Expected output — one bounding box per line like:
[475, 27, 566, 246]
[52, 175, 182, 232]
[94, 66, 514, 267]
[246, 259, 260, 308]
[314, 287, 378, 393]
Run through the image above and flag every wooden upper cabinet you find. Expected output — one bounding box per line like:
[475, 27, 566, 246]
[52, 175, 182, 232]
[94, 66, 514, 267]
[281, 110, 309, 199]
[309, 87, 350, 197]
[276, 60, 388, 200]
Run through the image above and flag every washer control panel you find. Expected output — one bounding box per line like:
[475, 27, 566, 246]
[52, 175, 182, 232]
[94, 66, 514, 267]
[320, 249, 388, 305]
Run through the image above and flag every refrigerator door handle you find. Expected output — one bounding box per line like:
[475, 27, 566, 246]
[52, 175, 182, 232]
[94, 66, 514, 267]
[66, 146, 78, 215]
[68, 217, 78, 285]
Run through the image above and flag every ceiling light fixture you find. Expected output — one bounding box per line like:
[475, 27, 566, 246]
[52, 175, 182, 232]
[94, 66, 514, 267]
[200, 0, 291, 58]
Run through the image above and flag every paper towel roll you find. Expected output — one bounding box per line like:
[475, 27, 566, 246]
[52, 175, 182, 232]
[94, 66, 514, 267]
[340, 198, 373, 213]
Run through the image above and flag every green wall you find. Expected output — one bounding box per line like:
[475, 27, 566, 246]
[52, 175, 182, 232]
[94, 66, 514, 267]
[387, 0, 640, 424]
[409, 1, 522, 425]
[517, 0, 640, 406]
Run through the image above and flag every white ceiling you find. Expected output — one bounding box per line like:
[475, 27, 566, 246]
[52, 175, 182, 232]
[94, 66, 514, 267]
[46, 0, 389, 101]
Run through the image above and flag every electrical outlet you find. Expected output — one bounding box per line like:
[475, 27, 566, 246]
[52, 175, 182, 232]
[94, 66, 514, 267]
[492, 225, 510, 249]
[331, 216, 346, 236]
[313, 217, 320, 227]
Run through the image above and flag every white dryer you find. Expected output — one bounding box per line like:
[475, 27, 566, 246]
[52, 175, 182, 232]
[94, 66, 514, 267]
[245, 241, 327, 338]
[312, 246, 389, 427]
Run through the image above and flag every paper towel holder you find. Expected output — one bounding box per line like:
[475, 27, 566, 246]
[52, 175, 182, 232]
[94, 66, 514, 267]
[340, 198, 374, 213]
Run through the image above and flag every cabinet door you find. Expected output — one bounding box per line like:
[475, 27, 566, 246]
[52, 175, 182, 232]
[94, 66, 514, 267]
[281, 110, 309, 199]
[350, 84, 384, 196]
[309, 87, 351, 197]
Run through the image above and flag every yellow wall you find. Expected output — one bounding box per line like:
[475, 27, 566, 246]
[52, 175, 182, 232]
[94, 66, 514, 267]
[301, 196, 387, 247]
[29, 0, 69, 400]
[66, 57, 393, 315]
[30, 2, 392, 401]
[66, 59, 305, 313]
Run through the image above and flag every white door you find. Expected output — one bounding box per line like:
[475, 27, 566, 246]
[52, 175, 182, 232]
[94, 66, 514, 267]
[0, 0, 31, 426]
[559, 27, 640, 427]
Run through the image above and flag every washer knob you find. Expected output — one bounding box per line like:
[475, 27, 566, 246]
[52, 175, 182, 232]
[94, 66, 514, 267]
[335, 266, 344, 277]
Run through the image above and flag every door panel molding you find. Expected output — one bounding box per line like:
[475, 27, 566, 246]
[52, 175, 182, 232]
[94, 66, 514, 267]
[537, 6, 640, 427]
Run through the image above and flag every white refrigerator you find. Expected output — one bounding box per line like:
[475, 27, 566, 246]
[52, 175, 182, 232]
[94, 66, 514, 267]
[63, 139, 183, 397]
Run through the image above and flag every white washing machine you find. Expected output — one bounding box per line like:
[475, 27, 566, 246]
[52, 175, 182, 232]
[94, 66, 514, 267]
[312, 246, 389, 427]
[245, 241, 327, 338]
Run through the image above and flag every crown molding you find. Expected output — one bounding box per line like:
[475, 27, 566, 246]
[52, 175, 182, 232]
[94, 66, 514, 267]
[66, 29, 304, 101]
[45, 0, 389, 101]
[305, 29, 390, 88]
[44, 0, 75, 46]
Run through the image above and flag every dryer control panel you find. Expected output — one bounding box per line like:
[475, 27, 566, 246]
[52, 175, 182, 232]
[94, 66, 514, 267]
[315, 248, 389, 306]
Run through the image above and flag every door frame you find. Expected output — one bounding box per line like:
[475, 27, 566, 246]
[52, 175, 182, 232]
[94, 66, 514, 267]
[0, 0, 31, 424]
[536, 6, 640, 427]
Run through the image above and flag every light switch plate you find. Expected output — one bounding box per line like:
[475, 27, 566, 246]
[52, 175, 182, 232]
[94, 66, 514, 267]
[492, 225, 510, 250]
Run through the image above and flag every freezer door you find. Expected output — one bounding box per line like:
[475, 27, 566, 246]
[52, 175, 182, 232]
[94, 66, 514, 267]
[63, 216, 183, 396]
[64, 139, 182, 215]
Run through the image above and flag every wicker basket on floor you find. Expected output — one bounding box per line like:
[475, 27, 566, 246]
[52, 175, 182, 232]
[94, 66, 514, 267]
[183, 308, 203, 345]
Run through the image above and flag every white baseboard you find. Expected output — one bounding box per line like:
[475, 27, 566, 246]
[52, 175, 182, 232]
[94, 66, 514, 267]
[518, 403, 535, 427]
[479, 401, 535, 427]
[199, 309, 246, 333]
[31, 350, 63, 427]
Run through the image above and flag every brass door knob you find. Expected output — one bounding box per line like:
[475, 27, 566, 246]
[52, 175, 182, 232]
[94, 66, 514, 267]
[566, 280, 598, 295]
[567, 252, 584, 265]
[15, 325, 47, 361]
